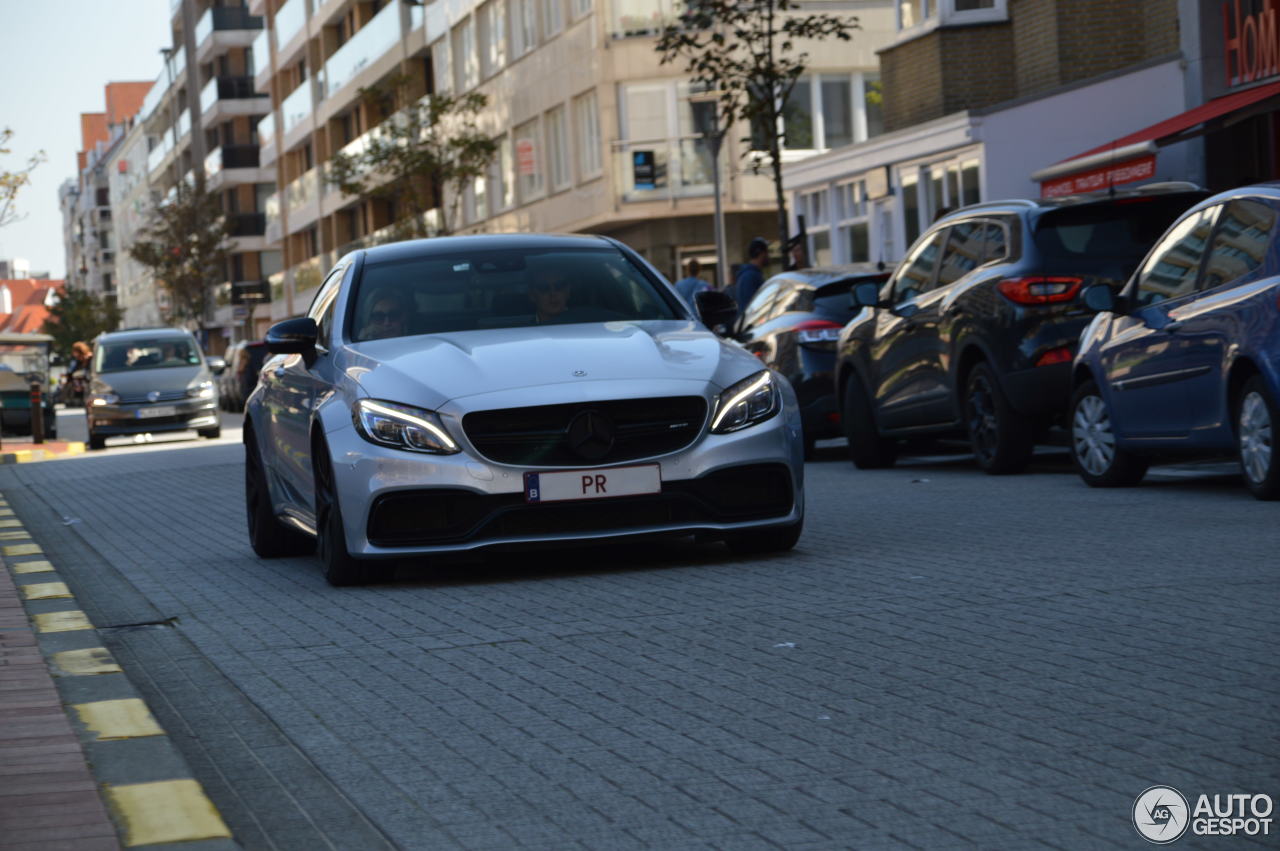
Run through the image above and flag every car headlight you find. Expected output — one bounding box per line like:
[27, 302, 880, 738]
[710, 370, 781, 434]
[90, 392, 119, 407]
[352, 399, 460, 454]
[187, 380, 215, 399]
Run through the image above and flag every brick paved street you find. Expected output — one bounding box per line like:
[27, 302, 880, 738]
[2, 427, 1277, 850]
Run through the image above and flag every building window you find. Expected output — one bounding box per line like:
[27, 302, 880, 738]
[543, 0, 563, 37]
[571, 0, 591, 20]
[453, 18, 478, 92]
[897, 0, 934, 30]
[479, 0, 505, 78]
[489, 134, 514, 211]
[899, 156, 981, 248]
[775, 72, 884, 153]
[431, 38, 451, 94]
[609, 0, 677, 37]
[514, 118, 543, 202]
[512, 0, 537, 58]
[898, 0, 1006, 32]
[546, 106, 570, 191]
[836, 181, 871, 263]
[574, 90, 602, 179]
[618, 81, 716, 198]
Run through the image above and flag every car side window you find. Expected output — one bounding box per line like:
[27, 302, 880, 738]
[741, 280, 783, 329]
[1132, 206, 1219, 306]
[1200, 199, 1276, 291]
[308, 265, 347, 348]
[936, 222, 985, 287]
[893, 231, 943, 302]
[983, 220, 1009, 262]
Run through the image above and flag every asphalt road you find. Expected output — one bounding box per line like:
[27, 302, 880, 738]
[4, 410, 1276, 849]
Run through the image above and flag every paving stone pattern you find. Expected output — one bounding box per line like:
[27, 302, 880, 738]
[3, 443, 1277, 849]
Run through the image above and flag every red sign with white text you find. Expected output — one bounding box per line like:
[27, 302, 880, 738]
[1040, 155, 1157, 198]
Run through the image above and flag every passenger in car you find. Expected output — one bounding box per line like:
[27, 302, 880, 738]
[359, 289, 410, 340]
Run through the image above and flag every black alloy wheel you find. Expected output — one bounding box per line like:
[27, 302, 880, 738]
[314, 439, 389, 586]
[963, 362, 1033, 475]
[245, 427, 313, 558]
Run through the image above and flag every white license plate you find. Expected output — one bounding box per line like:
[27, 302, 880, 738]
[136, 406, 177, 419]
[525, 464, 661, 503]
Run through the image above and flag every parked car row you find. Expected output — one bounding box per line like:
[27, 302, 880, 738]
[740, 183, 1277, 500]
[218, 340, 268, 412]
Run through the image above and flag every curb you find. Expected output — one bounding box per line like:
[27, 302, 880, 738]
[0, 493, 240, 850]
[0, 442, 87, 464]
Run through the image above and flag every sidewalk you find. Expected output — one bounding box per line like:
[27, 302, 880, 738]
[0, 495, 237, 850]
[0, 439, 86, 465]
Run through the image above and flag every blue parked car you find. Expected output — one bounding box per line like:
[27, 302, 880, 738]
[1071, 185, 1280, 499]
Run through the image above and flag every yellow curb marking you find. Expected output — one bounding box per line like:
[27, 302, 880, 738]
[0, 530, 31, 540]
[0, 518, 22, 528]
[21, 582, 71, 600]
[106, 779, 232, 846]
[13, 559, 54, 574]
[74, 699, 165, 741]
[34, 610, 93, 633]
[3, 543, 42, 556]
[52, 647, 122, 675]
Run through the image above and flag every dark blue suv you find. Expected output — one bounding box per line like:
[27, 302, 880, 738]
[1072, 185, 1280, 499]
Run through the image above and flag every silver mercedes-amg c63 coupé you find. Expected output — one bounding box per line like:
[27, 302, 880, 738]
[244, 234, 805, 584]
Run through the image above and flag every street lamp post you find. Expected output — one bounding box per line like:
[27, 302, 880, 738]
[690, 94, 729, 290]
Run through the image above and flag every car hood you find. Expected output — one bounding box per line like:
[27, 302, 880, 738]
[91, 365, 204, 395]
[342, 320, 760, 410]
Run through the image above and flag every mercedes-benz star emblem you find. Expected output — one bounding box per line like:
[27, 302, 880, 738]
[566, 410, 615, 461]
[573, 370, 587, 377]
[147, 391, 161, 402]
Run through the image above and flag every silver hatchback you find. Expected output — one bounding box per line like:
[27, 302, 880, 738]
[244, 234, 805, 585]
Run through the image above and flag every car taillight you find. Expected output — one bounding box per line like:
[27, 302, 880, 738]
[795, 320, 844, 344]
[997, 276, 1083, 305]
[1034, 346, 1074, 367]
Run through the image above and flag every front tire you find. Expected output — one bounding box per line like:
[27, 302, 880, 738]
[314, 440, 388, 585]
[726, 518, 803, 555]
[1238, 375, 1279, 500]
[87, 429, 106, 451]
[245, 429, 313, 558]
[843, 373, 896, 469]
[199, 425, 222, 440]
[964, 362, 1034, 474]
[1070, 380, 1148, 487]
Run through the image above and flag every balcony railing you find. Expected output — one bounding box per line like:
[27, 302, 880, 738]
[229, 213, 267, 237]
[252, 28, 269, 72]
[200, 75, 266, 114]
[257, 111, 276, 148]
[176, 110, 191, 143]
[613, 137, 715, 201]
[284, 168, 319, 217]
[264, 190, 281, 243]
[274, 0, 305, 48]
[323, 1, 401, 98]
[195, 5, 263, 46]
[147, 138, 171, 176]
[280, 78, 312, 135]
[205, 144, 261, 179]
[609, 0, 679, 37]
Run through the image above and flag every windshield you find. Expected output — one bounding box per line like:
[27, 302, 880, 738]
[349, 247, 682, 342]
[1033, 195, 1203, 273]
[94, 337, 202, 373]
[0, 344, 49, 389]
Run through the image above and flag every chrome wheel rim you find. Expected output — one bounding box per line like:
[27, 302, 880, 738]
[1240, 391, 1273, 484]
[1073, 394, 1116, 476]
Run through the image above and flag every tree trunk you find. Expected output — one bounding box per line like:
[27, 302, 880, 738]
[769, 137, 790, 262]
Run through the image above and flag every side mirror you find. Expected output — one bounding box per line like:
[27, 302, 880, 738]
[1082, 284, 1117, 313]
[695, 289, 738, 336]
[851, 281, 883, 309]
[206, 356, 227, 375]
[266, 317, 319, 358]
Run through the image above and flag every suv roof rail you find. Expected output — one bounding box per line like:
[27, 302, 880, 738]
[1130, 180, 1204, 194]
[952, 199, 1041, 213]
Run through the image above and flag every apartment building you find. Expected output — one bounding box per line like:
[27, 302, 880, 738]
[783, 0, 1200, 267]
[58, 84, 152, 311]
[127, 0, 275, 349]
[248, 0, 897, 326]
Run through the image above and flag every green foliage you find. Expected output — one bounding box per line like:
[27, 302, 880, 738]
[0, 127, 46, 229]
[327, 75, 499, 238]
[41, 287, 123, 359]
[128, 178, 232, 325]
[656, 0, 857, 250]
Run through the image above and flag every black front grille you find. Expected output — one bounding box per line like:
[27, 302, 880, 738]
[116, 390, 189, 404]
[463, 397, 707, 466]
[367, 463, 794, 547]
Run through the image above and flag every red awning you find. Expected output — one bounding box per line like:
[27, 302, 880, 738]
[1073, 79, 1280, 160]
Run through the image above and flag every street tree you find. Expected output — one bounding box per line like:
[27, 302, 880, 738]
[129, 177, 232, 326]
[656, 0, 857, 254]
[41, 287, 123, 359]
[0, 127, 46, 229]
[328, 75, 498, 239]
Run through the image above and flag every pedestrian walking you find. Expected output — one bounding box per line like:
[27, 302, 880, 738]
[734, 237, 769, 317]
[673, 258, 710, 310]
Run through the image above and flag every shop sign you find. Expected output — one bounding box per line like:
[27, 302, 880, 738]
[1040, 155, 1157, 198]
[632, 151, 656, 190]
[1224, 0, 1280, 87]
